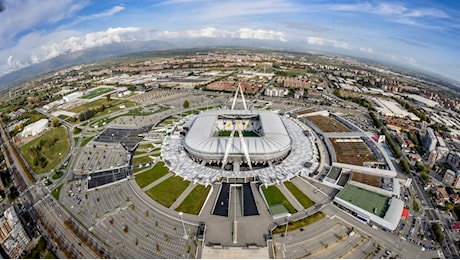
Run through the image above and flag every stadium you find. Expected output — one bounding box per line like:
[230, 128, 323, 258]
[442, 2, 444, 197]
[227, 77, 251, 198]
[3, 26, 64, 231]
[162, 84, 319, 185]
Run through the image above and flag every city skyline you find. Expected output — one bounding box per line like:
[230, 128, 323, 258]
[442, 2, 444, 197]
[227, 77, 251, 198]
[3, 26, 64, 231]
[0, 0, 459, 82]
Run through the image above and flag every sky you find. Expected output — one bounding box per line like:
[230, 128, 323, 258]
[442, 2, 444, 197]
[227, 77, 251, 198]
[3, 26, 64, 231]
[1, 0, 459, 81]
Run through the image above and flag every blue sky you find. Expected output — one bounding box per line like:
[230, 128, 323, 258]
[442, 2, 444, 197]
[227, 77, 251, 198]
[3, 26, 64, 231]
[1, 0, 459, 81]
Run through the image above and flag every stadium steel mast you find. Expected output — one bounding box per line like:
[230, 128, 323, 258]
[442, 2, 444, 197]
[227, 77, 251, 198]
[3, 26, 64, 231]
[222, 83, 252, 170]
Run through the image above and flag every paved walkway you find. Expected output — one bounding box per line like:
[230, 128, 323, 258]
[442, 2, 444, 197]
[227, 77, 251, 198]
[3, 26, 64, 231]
[141, 172, 173, 191]
[278, 183, 304, 212]
[170, 183, 197, 210]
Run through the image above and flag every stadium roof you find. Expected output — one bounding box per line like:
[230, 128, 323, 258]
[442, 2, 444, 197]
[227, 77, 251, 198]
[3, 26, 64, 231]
[184, 109, 291, 157]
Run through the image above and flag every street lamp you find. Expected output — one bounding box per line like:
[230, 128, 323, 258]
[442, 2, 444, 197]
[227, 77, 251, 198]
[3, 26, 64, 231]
[284, 213, 291, 239]
[178, 212, 188, 239]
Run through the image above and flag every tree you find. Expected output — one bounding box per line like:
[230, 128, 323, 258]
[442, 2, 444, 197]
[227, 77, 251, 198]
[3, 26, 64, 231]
[52, 118, 60, 127]
[183, 100, 190, 109]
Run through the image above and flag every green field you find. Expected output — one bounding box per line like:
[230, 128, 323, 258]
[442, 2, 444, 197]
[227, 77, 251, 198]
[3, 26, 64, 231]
[137, 143, 154, 150]
[262, 185, 297, 214]
[176, 185, 211, 215]
[81, 88, 113, 99]
[19, 111, 47, 124]
[52, 184, 63, 200]
[69, 99, 137, 114]
[146, 176, 191, 208]
[80, 136, 94, 147]
[132, 155, 154, 165]
[337, 184, 390, 217]
[284, 182, 315, 208]
[272, 211, 325, 234]
[135, 161, 169, 188]
[218, 130, 259, 137]
[20, 126, 70, 174]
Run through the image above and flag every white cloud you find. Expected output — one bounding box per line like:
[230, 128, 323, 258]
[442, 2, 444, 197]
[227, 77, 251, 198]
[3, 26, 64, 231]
[307, 36, 349, 49]
[359, 47, 374, 54]
[0, 27, 152, 75]
[239, 28, 286, 42]
[193, 0, 299, 20]
[157, 27, 286, 41]
[307, 36, 324, 45]
[0, 0, 88, 47]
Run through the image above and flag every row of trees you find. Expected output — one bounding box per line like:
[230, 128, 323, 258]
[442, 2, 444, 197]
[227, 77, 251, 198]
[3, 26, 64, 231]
[381, 129, 401, 158]
[78, 105, 106, 121]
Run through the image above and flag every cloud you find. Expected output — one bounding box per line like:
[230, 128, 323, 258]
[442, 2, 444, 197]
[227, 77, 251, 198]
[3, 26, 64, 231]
[280, 20, 332, 33]
[75, 5, 125, 22]
[327, 2, 450, 28]
[359, 47, 374, 54]
[0, 27, 152, 75]
[307, 36, 325, 45]
[307, 36, 349, 49]
[0, 0, 88, 47]
[157, 27, 286, 41]
[239, 28, 286, 41]
[180, 0, 299, 20]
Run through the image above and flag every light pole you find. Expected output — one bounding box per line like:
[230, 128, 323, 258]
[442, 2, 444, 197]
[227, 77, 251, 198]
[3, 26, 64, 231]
[284, 213, 291, 239]
[179, 212, 188, 239]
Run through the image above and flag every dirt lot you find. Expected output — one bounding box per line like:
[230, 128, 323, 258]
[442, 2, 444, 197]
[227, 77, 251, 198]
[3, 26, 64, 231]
[306, 115, 351, 132]
[331, 138, 377, 166]
[351, 172, 381, 187]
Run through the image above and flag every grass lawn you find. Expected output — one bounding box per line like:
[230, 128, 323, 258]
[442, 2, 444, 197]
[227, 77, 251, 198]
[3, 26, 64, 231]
[137, 143, 154, 150]
[262, 185, 297, 214]
[19, 111, 47, 123]
[284, 182, 315, 208]
[134, 150, 147, 156]
[20, 126, 70, 174]
[51, 171, 64, 180]
[272, 211, 325, 234]
[81, 87, 113, 99]
[69, 99, 116, 113]
[176, 185, 211, 215]
[80, 136, 94, 147]
[135, 161, 169, 188]
[218, 130, 259, 137]
[51, 184, 63, 200]
[132, 155, 153, 165]
[146, 176, 191, 208]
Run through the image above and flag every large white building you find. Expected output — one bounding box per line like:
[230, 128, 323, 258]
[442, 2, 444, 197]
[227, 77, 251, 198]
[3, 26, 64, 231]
[21, 119, 48, 137]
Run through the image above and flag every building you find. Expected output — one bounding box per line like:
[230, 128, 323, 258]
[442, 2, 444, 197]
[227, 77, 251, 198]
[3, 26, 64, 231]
[63, 91, 83, 102]
[442, 169, 460, 188]
[21, 119, 48, 137]
[264, 87, 288, 97]
[447, 151, 460, 171]
[423, 128, 437, 152]
[0, 207, 31, 259]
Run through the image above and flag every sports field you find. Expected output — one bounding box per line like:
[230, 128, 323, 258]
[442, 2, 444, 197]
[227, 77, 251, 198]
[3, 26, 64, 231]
[337, 184, 390, 217]
[217, 130, 259, 137]
[81, 87, 113, 99]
